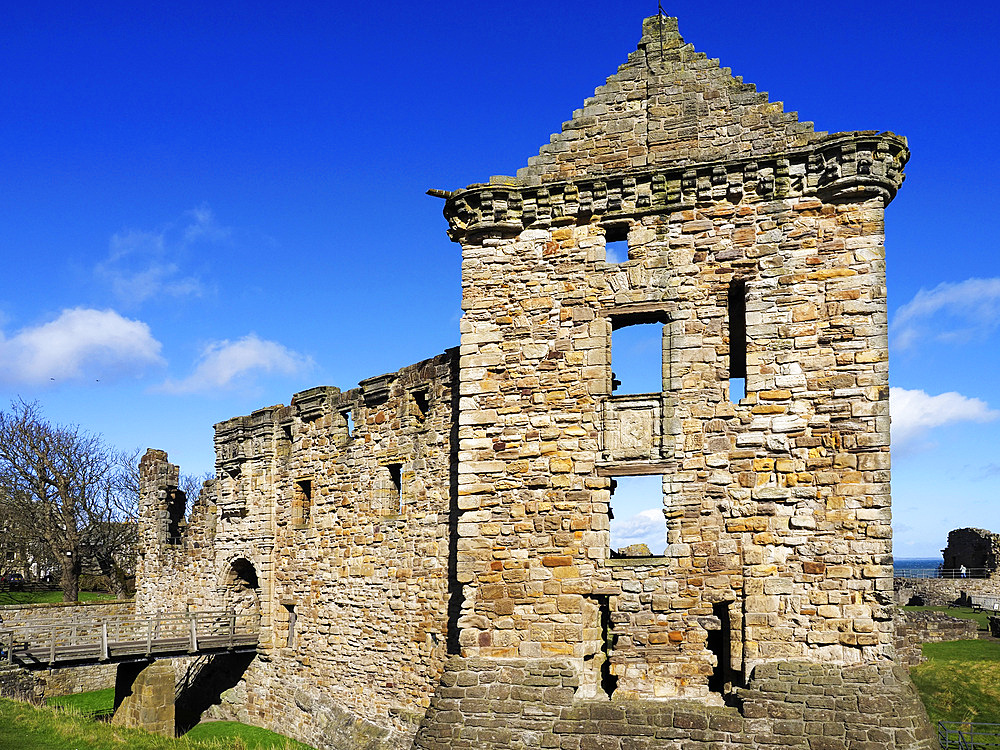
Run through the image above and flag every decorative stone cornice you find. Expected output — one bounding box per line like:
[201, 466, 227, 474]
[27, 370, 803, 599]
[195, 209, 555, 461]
[442, 131, 908, 241]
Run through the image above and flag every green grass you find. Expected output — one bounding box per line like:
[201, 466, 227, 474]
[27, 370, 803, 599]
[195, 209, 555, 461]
[184, 721, 314, 749]
[910, 639, 1000, 724]
[0, 590, 119, 605]
[0, 697, 314, 750]
[47, 687, 115, 715]
[901, 605, 992, 631]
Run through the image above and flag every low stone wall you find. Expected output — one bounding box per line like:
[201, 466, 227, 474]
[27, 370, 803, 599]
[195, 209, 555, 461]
[0, 665, 44, 703]
[894, 610, 978, 668]
[0, 599, 133, 631]
[412, 657, 937, 750]
[41, 663, 119, 696]
[894, 577, 1000, 607]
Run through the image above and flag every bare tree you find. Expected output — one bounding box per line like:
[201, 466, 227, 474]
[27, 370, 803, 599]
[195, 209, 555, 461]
[0, 400, 136, 601]
[81, 449, 140, 599]
[179, 471, 213, 516]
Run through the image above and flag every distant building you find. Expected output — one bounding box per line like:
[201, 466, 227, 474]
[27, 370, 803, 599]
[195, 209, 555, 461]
[943, 527, 1000, 577]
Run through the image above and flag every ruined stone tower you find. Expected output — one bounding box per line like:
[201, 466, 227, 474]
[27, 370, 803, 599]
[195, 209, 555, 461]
[136, 14, 936, 750]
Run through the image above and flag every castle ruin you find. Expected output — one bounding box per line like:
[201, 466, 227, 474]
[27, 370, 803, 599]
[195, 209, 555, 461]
[135, 14, 937, 749]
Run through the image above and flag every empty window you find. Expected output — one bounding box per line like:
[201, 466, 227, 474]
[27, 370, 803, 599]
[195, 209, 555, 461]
[166, 489, 186, 545]
[707, 601, 735, 694]
[604, 224, 628, 264]
[608, 475, 666, 556]
[340, 409, 354, 445]
[387, 464, 402, 513]
[412, 391, 429, 423]
[611, 322, 664, 395]
[728, 279, 747, 403]
[293, 479, 312, 528]
[284, 604, 297, 648]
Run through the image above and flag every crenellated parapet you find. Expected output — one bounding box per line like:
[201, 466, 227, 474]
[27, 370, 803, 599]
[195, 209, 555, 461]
[442, 132, 908, 241]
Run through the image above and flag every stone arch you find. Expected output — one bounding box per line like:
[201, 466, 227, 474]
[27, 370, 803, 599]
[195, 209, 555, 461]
[218, 555, 262, 626]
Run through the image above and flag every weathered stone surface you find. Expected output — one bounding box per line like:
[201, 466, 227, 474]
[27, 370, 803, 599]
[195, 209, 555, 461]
[131, 12, 931, 750]
[894, 610, 977, 668]
[894, 575, 1000, 607]
[942, 527, 1000, 576]
[112, 659, 176, 737]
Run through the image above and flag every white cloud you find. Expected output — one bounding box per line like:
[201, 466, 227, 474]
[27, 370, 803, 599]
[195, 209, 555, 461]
[891, 277, 1000, 350]
[158, 334, 312, 394]
[96, 205, 230, 307]
[890, 387, 999, 449]
[605, 245, 626, 264]
[0, 308, 164, 384]
[611, 508, 666, 555]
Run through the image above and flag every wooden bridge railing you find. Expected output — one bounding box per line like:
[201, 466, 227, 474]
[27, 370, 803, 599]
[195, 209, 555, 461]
[0, 609, 259, 668]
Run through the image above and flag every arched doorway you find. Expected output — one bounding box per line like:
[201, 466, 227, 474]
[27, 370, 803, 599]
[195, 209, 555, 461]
[222, 557, 261, 628]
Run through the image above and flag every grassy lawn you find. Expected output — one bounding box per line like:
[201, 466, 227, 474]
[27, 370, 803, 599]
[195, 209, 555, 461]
[901, 604, 993, 631]
[184, 721, 314, 749]
[1, 697, 314, 750]
[0, 590, 119, 605]
[910, 639, 1000, 724]
[47, 687, 115, 715]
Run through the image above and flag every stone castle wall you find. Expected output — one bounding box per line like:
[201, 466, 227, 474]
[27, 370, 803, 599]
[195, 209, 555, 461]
[894, 610, 978, 668]
[132, 13, 931, 750]
[942, 527, 1000, 575]
[448, 13, 903, 701]
[413, 657, 935, 750]
[895, 576, 1000, 607]
[136, 350, 458, 747]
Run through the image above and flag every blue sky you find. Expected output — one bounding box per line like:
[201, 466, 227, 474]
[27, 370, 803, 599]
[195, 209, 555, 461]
[1, 1, 997, 558]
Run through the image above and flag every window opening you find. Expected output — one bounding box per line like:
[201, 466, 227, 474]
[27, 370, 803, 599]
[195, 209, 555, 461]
[387, 463, 402, 513]
[166, 489, 186, 545]
[341, 409, 354, 444]
[608, 475, 666, 556]
[285, 604, 297, 648]
[581, 594, 618, 699]
[603, 224, 628, 264]
[611, 322, 664, 394]
[707, 601, 734, 694]
[412, 391, 428, 423]
[728, 279, 747, 404]
[293, 479, 312, 528]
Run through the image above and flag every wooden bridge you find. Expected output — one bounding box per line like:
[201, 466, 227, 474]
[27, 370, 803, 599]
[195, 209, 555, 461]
[0, 609, 259, 669]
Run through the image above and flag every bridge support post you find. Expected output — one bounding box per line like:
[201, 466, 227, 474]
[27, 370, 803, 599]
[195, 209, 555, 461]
[111, 658, 175, 737]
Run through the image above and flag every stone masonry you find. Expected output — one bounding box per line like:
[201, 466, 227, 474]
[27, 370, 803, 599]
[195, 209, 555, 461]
[894, 610, 978, 668]
[134, 14, 936, 750]
[112, 659, 177, 737]
[942, 527, 1000, 576]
